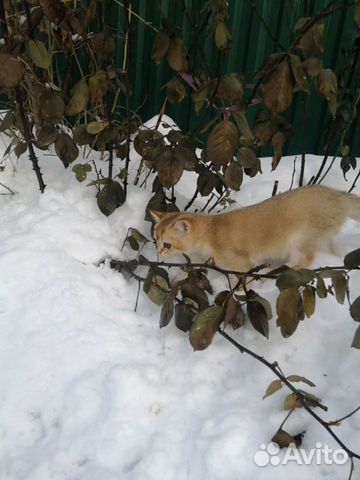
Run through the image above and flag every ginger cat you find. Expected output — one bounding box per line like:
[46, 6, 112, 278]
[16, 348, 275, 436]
[150, 185, 360, 271]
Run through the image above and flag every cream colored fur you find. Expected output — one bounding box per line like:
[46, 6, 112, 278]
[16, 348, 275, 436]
[150, 185, 360, 271]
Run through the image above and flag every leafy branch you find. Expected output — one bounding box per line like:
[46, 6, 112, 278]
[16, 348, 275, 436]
[218, 329, 360, 464]
[109, 244, 360, 472]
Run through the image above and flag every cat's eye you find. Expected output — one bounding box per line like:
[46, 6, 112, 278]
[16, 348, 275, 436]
[163, 242, 172, 249]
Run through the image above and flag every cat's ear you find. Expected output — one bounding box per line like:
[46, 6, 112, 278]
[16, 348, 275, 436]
[173, 219, 192, 236]
[148, 210, 166, 222]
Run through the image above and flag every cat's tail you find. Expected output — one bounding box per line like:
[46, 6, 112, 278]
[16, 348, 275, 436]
[345, 192, 360, 221]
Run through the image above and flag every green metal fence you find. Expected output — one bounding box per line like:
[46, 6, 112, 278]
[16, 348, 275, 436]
[108, 0, 359, 156]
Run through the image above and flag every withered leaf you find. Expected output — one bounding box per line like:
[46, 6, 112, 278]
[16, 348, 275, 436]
[72, 163, 92, 182]
[223, 296, 244, 330]
[181, 282, 209, 311]
[189, 305, 224, 351]
[224, 160, 243, 190]
[39, 0, 66, 23]
[174, 141, 197, 171]
[215, 22, 231, 50]
[303, 57, 323, 77]
[287, 375, 315, 387]
[197, 170, 218, 196]
[284, 393, 302, 410]
[62, 9, 86, 38]
[89, 71, 108, 104]
[302, 286, 316, 318]
[66, 79, 89, 116]
[54, 132, 79, 167]
[92, 31, 116, 54]
[237, 147, 260, 171]
[126, 228, 147, 251]
[73, 125, 95, 146]
[165, 78, 187, 104]
[271, 131, 286, 171]
[27, 40, 51, 70]
[160, 288, 178, 328]
[262, 61, 294, 113]
[157, 148, 184, 188]
[272, 429, 297, 448]
[206, 121, 238, 169]
[344, 248, 360, 268]
[143, 268, 170, 306]
[276, 288, 303, 337]
[166, 38, 188, 72]
[218, 74, 244, 106]
[0, 111, 15, 133]
[247, 298, 269, 338]
[175, 303, 196, 332]
[263, 379, 283, 399]
[87, 121, 108, 135]
[84, 0, 97, 26]
[317, 69, 337, 117]
[36, 125, 58, 148]
[14, 141, 27, 158]
[233, 110, 254, 141]
[0, 54, 24, 89]
[253, 118, 277, 147]
[145, 191, 166, 221]
[350, 296, 360, 322]
[134, 130, 165, 162]
[351, 325, 360, 349]
[316, 275, 327, 298]
[192, 80, 216, 113]
[276, 268, 315, 290]
[298, 390, 325, 409]
[215, 290, 230, 306]
[151, 31, 171, 63]
[252, 294, 273, 320]
[130, 228, 148, 245]
[294, 18, 324, 58]
[40, 90, 65, 123]
[290, 54, 310, 92]
[331, 272, 347, 305]
[97, 180, 125, 216]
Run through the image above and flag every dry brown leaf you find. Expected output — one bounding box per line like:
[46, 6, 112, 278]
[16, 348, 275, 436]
[0, 54, 24, 89]
[262, 61, 294, 113]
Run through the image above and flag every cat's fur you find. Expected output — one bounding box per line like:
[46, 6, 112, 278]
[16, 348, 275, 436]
[150, 185, 360, 271]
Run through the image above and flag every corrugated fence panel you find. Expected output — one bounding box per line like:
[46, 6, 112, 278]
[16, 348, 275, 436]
[110, 0, 359, 157]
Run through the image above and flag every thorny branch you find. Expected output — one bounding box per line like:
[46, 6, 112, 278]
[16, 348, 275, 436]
[123, 0, 132, 200]
[0, 0, 46, 193]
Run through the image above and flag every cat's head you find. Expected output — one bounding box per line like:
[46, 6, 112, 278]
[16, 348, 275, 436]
[149, 210, 194, 256]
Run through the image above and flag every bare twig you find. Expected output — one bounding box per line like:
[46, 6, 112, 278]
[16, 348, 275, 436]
[247, 0, 286, 51]
[349, 169, 360, 193]
[218, 329, 360, 461]
[271, 180, 279, 197]
[0, 181, 15, 195]
[327, 405, 360, 427]
[184, 188, 199, 211]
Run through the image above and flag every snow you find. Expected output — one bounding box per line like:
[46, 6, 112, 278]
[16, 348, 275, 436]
[0, 115, 359, 480]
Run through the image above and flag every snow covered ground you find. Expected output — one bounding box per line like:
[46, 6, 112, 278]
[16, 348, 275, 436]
[0, 116, 359, 480]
